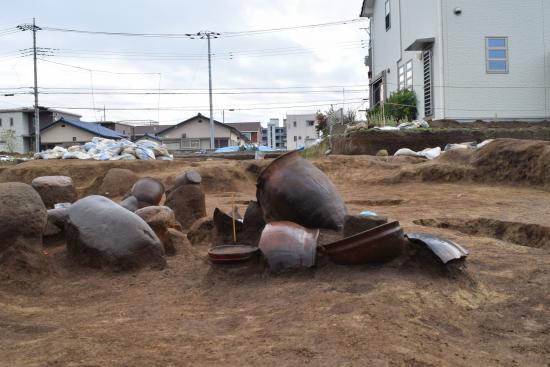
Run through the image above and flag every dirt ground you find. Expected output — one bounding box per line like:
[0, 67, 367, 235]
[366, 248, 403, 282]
[0, 141, 549, 366]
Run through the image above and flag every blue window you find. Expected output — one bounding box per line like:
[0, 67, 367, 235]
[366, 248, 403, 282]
[486, 37, 508, 73]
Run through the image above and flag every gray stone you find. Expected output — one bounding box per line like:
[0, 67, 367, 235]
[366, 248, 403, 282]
[0, 182, 47, 252]
[66, 195, 166, 270]
[44, 207, 70, 236]
[31, 176, 77, 208]
[120, 195, 139, 212]
[175, 170, 202, 186]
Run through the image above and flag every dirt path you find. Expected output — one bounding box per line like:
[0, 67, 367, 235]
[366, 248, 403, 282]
[0, 154, 549, 366]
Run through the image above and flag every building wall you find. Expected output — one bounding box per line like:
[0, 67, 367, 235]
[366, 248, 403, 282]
[285, 113, 318, 150]
[41, 123, 95, 145]
[442, 0, 548, 120]
[0, 112, 29, 153]
[371, 0, 402, 87]
[262, 119, 287, 149]
[399, 0, 441, 119]
[369, 0, 549, 121]
[370, 0, 441, 119]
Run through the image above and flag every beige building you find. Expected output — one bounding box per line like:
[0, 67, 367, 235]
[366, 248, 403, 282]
[40, 117, 123, 148]
[158, 113, 246, 151]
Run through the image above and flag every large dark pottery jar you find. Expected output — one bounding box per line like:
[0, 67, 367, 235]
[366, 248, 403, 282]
[256, 151, 347, 230]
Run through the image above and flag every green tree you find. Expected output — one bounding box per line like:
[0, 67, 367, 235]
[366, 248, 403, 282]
[384, 89, 417, 121]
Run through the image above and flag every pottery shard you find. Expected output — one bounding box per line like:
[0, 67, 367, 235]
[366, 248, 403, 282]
[31, 176, 77, 208]
[343, 215, 388, 238]
[135, 206, 182, 255]
[238, 201, 265, 247]
[0, 182, 47, 252]
[66, 195, 166, 270]
[100, 168, 138, 197]
[165, 185, 206, 230]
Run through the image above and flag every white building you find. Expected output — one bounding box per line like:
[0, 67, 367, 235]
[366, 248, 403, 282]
[285, 113, 318, 150]
[261, 118, 287, 150]
[361, 0, 550, 121]
[0, 107, 81, 153]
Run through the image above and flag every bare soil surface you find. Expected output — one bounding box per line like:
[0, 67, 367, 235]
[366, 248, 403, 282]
[1, 139, 549, 366]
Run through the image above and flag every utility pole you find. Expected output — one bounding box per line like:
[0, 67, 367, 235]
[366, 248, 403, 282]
[32, 18, 40, 153]
[103, 105, 106, 122]
[18, 19, 41, 152]
[187, 31, 221, 149]
[192, 31, 220, 149]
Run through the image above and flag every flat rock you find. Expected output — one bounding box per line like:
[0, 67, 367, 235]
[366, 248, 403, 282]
[66, 195, 166, 270]
[175, 170, 202, 186]
[135, 206, 182, 255]
[0, 182, 47, 252]
[165, 185, 206, 230]
[100, 168, 138, 197]
[31, 176, 77, 209]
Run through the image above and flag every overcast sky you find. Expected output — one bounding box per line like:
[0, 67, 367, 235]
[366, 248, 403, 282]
[0, 0, 369, 126]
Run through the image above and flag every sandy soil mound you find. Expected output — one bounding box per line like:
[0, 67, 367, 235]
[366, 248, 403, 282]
[386, 139, 550, 189]
[0, 239, 53, 288]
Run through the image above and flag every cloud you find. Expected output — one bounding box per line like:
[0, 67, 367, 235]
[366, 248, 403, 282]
[0, 0, 369, 125]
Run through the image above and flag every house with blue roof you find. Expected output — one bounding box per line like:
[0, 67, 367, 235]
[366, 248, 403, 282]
[40, 117, 124, 149]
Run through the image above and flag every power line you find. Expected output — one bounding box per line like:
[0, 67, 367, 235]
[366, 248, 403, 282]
[46, 98, 365, 111]
[40, 19, 366, 39]
[38, 58, 161, 75]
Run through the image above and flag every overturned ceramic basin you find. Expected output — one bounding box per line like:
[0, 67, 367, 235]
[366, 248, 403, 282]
[130, 177, 165, 208]
[256, 151, 347, 230]
[322, 221, 405, 264]
[405, 233, 469, 264]
[258, 221, 319, 271]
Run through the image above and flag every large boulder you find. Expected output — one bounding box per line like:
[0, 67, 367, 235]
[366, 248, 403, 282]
[165, 185, 206, 230]
[0, 182, 47, 252]
[135, 206, 182, 255]
[99, 168, 138, 197]
[66, 195, 166, 270]
[31, 176, 77, 208]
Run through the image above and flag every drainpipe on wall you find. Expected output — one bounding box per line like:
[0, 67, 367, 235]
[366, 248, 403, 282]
[437, 0, 446, 120]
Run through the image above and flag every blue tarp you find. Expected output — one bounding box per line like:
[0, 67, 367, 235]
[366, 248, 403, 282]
[257, 146, 274, 152]
[214, 146, 240, 153]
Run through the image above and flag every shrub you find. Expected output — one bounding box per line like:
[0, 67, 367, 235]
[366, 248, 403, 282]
[368, 89, 417, 126]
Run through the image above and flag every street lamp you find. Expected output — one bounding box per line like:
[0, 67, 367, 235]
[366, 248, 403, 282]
[222, 108, 234, 124]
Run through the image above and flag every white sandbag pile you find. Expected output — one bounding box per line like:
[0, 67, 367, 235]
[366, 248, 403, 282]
[394, 147, 442, 160]
[34, 137, 173, 161]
